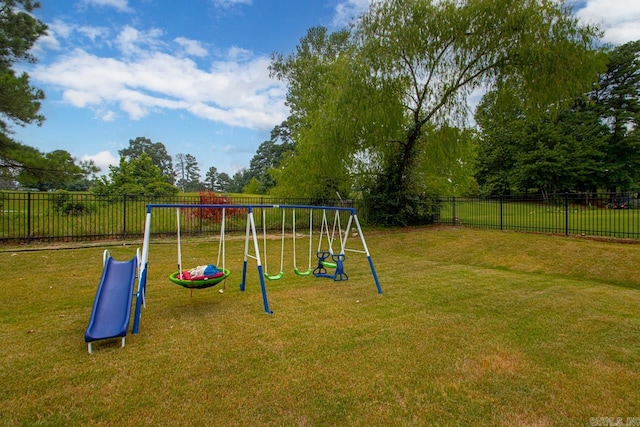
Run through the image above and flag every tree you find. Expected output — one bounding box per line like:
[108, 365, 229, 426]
[511, 106, 608, 197]
[269, 27, 357, 200]
[204, 166, 218, 191]
[216, 172, 231, 192]
[174, 153, 187, 190]
[476, 40, 640, 195]
[2, 146, 90, 191]
[0, 1, 48, 180]
[243, 177, 259, 194]
[184, 154, 201, 191]
[271, 0, 605, 225]
[474, 88, 527, 194]
[66, 159, 100, 191]
[248, 125, 294, 194]
[119, 137, 174, 182]
[91, 153, 177, 197]
[590, 40, 640, 191]
[228, 168, 253, 193]
[204, 167, 231, 192]
[174, 153, 201, 192]
[476, 91, 611, 195]
[0, 0, 47, 135]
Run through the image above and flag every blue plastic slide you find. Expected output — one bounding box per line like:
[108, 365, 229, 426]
[84, 252, 137, 353]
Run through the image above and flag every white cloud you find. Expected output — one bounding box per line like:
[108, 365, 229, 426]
[175, 37, 208, 57]
[50, 20, 74, 40]
[100, 110, 117, 121]
[227, 46, 252, 61]
[332, 0, 372, 28]
[81, 150, 119, 173]
[213, 0, 252, 8]
[116, 26, 164, 56]
[36, 20, 111, 53]
[80, 0, 133, 13]
[77, 25, 111, 42]
[32, 33, 288, 130]
[573, 0, 640, 44]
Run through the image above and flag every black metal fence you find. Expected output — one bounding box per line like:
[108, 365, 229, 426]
[0, 192, 353, 244]
[2, 191, 640, 244]
[438, 192, 640, 239]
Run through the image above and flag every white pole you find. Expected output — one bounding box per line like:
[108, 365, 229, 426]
[307, 209, 313, 269]
[292, 209, 298, 269]
[221, 208, 226, 271]
[176, 208, 183, 279]
[133, 210, 152, 334]
[279, 209, 285, 273]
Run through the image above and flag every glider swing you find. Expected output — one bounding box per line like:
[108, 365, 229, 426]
[313, 209, 348, 281]
[168, 207, 230, 294]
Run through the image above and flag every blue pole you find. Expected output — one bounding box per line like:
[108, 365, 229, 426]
[367, 256, 383, 294]
[132, 265, 146, 334]
[257, 265, 272, 314]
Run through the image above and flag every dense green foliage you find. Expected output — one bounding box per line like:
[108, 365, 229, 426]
[269, 0, 605, 225]
[0, 1, 89, 190]
[3, 0, 636, 211]
[248, 121, 294, 194]
[119, 136, 174, 181]
[91, 153, 178, 197]
[0, 0, 46, 134]
[476, 40, 640, 195]
[175, 153, 201, 192]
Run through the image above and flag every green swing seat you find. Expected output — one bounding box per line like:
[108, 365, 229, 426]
[169, 269, 231, 289]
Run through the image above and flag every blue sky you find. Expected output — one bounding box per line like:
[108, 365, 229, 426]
[13, 0, 640, 178]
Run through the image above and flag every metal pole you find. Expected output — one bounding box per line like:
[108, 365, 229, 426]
[353, 214, 383, 294]
[123, 194, 127, 239]
[133, 209, 152, 334]
[27, 192, 31, 244]
[565, 193, 569, 236]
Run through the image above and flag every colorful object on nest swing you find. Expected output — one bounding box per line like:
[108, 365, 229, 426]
[169, 264, 230, 289]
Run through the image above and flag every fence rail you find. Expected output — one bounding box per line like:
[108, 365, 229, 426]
[2, 191, 639, 244]
[438, 193, 640, 239]
[0, 192, 352, 244]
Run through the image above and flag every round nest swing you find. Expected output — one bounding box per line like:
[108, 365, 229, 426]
[169, 269, 231, 289]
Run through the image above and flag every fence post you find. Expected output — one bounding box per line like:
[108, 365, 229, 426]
[123, 194, 127, 239]
[565, 192, 569, 236]
[27, 192, 32, 244]
[500, 196, 503, 230]
[451, 197, 456, 225]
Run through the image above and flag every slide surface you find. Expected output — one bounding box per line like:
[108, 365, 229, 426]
[84, 256, 137, 343]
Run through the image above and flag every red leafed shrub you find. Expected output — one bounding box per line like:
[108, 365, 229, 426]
[183, 191, 242, 223]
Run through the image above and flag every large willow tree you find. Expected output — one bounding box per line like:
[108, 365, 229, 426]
[271, 0, 605, 224]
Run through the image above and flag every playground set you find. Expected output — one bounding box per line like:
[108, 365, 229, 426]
[84, 204, 382, 353]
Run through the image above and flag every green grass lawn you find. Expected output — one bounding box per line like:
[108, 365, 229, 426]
[1, 227, 639, 426]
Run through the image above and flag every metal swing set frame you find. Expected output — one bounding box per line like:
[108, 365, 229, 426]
[131, 203, 382, 334]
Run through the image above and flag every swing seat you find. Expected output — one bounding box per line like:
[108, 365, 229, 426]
[294, 267, 312, 276]
[264, 271, 284, 281]
[316, 251, 336, 269]
[169, 269, 230, 289]
[321, 261, 337, 269]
